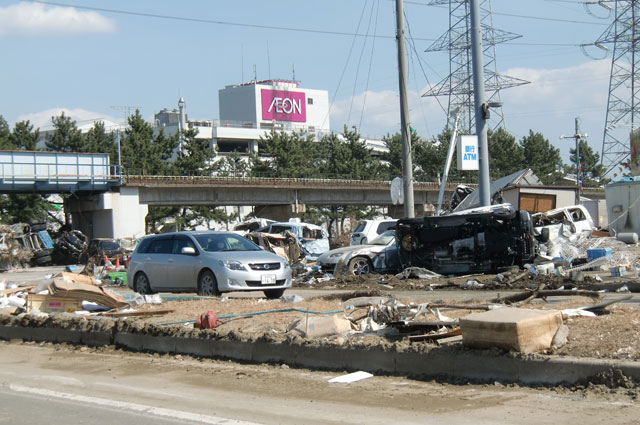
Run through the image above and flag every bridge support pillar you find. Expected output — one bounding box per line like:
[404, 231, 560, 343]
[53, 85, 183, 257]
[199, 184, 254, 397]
[66, 187, 147, 240]
[252, 204, 306, 222]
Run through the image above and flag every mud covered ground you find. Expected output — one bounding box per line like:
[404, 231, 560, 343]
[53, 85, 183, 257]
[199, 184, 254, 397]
[3, 274, 640, 361]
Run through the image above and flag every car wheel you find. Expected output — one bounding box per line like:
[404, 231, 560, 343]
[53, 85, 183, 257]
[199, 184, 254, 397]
[264, 288, 285, 299]
[348, 256, 372, 275]
[198, 270, 221, 296]
[134, 272, 154, 295]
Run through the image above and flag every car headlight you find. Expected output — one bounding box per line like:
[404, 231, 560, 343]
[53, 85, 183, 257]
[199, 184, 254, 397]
[282, 261, 290, 269]
[220, 260, 247, 271]
[329, 253, 343, 259]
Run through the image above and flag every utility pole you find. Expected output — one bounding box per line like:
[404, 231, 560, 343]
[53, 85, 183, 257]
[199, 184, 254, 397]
[395, 0, 415, 218]
[470, 0, 491, 206]
[561, 117, 586, 205]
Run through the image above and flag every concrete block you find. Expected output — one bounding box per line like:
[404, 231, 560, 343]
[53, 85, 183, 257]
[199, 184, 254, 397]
[459, 308, 563, 354]
[290, 315, 351, 339]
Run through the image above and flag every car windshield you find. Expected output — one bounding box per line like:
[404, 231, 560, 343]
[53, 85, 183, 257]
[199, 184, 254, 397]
[194, 233, 261, 252]
[353, 221, 367, 233]
[99, 241, 120, 250]
[369, 230, 396, 245]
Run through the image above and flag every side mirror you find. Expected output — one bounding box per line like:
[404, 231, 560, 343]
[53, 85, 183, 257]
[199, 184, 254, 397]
[181, 247, 197, 255]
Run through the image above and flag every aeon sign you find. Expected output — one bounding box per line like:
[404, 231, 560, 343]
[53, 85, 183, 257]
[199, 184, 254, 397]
[261, 89, 306, 122]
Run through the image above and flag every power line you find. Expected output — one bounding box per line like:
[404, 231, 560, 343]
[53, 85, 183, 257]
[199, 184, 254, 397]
[405, 1, 607, 25]
[28, 1, 598, 47]
[28, 0, 431, 41]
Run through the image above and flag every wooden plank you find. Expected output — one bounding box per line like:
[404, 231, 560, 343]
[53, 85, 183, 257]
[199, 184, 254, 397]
[103, 308, 175, 318]
[0, 285, 35, 297]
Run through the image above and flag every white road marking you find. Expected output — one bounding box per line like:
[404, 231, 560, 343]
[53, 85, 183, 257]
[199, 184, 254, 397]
[9, 384, 262, 425]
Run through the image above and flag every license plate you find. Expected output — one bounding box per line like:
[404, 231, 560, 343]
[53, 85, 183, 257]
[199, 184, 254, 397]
[261, 274, 276, 285]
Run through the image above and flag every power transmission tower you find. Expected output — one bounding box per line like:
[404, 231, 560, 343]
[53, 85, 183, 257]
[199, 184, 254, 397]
[110, 105, 139, 125]
[423, 0, 529, 133]
[588, 0, 640, 175]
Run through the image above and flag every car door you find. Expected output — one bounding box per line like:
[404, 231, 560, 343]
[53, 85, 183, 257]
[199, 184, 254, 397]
[143, 236, 174, 289]
[166, 235, 199, 291]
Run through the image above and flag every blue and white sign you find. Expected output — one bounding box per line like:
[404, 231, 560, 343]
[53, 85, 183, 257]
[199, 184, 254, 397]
[456, 135, 479, 171]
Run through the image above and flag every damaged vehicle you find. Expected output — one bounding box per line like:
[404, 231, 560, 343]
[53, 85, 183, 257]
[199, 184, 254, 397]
[396, 204, 536, 275]
[261, 220, 330, 260]
[349, 218, 397, 246]
[532, 205, 595, 241]
[532, 205, 596, 258]
[318, 230, 401, 275]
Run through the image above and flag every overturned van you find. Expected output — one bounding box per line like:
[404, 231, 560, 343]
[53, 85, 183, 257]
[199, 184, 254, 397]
[396, 204, 536, 275]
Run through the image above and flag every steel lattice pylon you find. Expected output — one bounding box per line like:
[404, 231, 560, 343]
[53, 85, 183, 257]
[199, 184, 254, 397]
[594, 1, 640, 175]
[423, 0, 529, 132]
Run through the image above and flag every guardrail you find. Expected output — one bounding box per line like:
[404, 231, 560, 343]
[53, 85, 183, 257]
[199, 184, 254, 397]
[0, 151, 121, 192]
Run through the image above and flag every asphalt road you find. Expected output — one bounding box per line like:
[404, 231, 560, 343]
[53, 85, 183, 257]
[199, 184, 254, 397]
[0, 342, 638, 425]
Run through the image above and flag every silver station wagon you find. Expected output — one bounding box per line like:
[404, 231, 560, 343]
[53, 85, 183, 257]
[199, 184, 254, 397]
[127, 231, 292, 299]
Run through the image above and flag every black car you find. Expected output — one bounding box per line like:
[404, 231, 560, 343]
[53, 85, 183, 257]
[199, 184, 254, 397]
[395, 205, 536, 275]
[88, 238, 126, 262]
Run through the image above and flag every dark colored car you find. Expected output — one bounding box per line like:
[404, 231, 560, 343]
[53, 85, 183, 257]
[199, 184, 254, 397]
[395, 205, 536, 275]
[88, 238, 127, 262]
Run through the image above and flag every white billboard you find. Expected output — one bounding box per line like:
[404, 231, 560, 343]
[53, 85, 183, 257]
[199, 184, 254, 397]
[457, 135, 479, 171]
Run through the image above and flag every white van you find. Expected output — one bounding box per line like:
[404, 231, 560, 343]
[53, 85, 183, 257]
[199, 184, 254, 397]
[350, 219, 398, 245]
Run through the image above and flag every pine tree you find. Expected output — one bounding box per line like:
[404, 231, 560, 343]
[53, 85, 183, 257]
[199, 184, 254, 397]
[85, 121, 117, 163]
[0, 116, 10, 149]
[46, 112, 84, 152]
[520, 130, 563, 184]
[488, 127, 526, 178]
[10, 121, 40, 150]
[121, 110, 179, 175]
[173, 127, 216, 176]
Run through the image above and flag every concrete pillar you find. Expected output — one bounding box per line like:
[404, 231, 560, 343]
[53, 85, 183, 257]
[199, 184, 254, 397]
[65, 187, 148, 239]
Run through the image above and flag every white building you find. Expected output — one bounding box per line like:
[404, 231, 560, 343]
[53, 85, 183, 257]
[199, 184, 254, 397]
[155, 80, 387, 156]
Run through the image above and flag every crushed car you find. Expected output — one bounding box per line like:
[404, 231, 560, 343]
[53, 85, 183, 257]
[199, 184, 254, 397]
[260, 220, 330, 260]
[532, 205, 596, 258]
[318, 230, 400, 275]
[532, 205, 595, 240]
[395, 204, 537, 275]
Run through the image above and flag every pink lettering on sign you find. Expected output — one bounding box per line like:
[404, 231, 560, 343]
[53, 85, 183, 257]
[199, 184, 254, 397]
[261, 89, 306, 122]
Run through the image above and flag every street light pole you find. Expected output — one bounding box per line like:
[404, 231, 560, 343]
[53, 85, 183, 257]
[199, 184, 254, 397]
[470, 0, 491, 207]
[395, 0, 415, 218]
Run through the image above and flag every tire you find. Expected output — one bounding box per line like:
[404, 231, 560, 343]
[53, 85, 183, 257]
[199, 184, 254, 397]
[34, 255, 52, 266]
[539, 227, 550, 243]
[134, 272, 154, 295]
[198, 270, 220, 296]
[264, 288, 285, 299]
[348, 256, 372, 275]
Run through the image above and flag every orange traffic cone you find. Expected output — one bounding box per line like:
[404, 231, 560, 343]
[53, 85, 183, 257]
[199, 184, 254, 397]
[115, 257, 120, 268]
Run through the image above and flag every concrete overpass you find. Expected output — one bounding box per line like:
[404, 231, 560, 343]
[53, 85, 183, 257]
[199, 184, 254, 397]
[122, 175, 456, 217]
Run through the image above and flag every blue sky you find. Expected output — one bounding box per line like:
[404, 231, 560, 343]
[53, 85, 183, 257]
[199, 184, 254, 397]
[0, 0, 619, 165]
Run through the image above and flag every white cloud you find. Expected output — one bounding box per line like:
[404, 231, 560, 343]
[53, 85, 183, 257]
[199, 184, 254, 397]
[330, 87, 445, 139]
[16, 108, 120, 130]
[332, 60, 613, 146]
[0, 2, 115, 37]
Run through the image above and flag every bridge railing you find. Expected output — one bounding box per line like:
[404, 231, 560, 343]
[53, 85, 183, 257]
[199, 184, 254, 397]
[0, 151, 122, 189]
